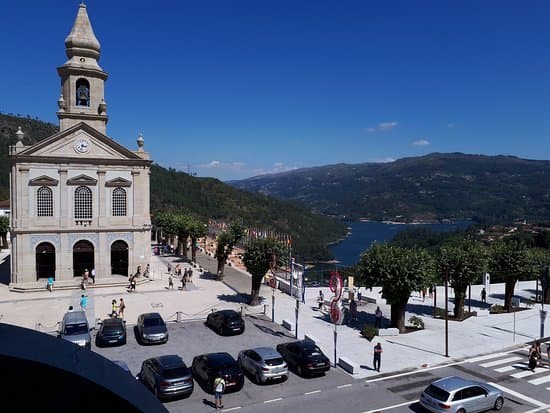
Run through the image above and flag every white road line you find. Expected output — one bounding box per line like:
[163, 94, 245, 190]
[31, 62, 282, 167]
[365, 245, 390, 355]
[480, 356, 522, 368]
[263, 398, 283, 404]
[222, 408, 242, 412]
[337, 384, 353, 389]
[488, 382, 547, 407]
[365, 360, 467, 383]
[304, 389, 321, 395]
[469, 352, 513, 363]
[511, 367, 546, 379]
[522, 406, 550, 413]
[494, 365, 517, 373]
[362, 400, 416, 413]
[529, 375, 550, 386]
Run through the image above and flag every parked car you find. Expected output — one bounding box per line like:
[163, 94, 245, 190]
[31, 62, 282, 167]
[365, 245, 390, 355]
[58, 310, 91, 350]
[420, 376, 504, 413]
[137, 355, 194, 401]
[192, 352, 244, 393]
[276, 340, 330, 377]
[136, 312, 168, 344]
[238, 347, 288, 384]
[205, 309, 245, 336]
[95, 318, 126, 347]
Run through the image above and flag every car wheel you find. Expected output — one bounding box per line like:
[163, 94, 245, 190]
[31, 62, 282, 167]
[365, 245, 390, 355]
[297, 365, 303, 376]
[457, 409, 465, 413]
[494, 397, 504, 411]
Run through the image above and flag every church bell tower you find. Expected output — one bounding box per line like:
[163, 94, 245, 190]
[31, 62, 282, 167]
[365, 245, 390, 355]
[57, 3, 108, 134]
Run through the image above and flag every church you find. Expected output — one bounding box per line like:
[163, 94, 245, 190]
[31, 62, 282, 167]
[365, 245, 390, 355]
[9, 4, 151, 287]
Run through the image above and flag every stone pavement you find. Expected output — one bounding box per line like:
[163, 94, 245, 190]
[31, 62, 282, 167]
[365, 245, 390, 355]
[0, 248, 546, 380]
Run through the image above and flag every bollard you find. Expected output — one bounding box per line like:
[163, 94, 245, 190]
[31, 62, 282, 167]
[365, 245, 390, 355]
[177, 311, 182, 323]
[240, 305, 244, 316]
[263, 304, 266, 316]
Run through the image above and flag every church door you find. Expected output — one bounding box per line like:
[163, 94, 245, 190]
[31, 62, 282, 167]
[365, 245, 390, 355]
[111, 240, 128, 277]
[73, 240, 94, 278]
[36, 242, 55, 280]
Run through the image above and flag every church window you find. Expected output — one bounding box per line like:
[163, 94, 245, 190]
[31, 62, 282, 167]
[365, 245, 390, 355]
[112, 187, 127, 216]
[76, 78, 90, 107]
[37, 186, 53, 217]
[74, 186, 92, 219]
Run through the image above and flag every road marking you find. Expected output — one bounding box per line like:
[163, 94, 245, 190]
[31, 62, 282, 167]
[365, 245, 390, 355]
[362, 400, 416, 413]
[365, 360, 467, 383]
[529, 375, 550, 386]
[488, 382, 547, 407]
[511, 367, 546, 379]
[469, 352, 513, 363]
[494, 365, 517, 373]
[337, 384, 352, 389]
[480, 356, 522, 368]
[263, 398, 282, 404]
[522, 406, 550, 413]
[304, 389, 321, 395]
[222, 408, 242, 412]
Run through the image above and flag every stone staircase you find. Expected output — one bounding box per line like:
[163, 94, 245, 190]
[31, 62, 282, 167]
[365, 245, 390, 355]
[9, 276, 151, 293]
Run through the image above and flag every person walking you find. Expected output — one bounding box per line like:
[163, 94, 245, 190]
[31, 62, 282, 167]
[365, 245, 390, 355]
[80, 294, 88, 311]
[213, 375, 226, 409]
[167, 262, 172, 275]
[481, 288, 487, 303]
[83, 269, 89, 285]
[373, 342, 383, 372]
[374, 306, 383, 328]
[46, 277, 54, 292]
[90, 268, 96, 284]
[349, 298, 358, 323]
[318, 290, 324, 309]
[118, 298, 126, 319]
[181, 272, 186, 290]
[168, 274, 174, 289]
[111, 299, 118, 318]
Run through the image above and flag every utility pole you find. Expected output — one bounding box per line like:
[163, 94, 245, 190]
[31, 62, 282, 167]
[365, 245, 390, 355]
[445, 269, 449, 357]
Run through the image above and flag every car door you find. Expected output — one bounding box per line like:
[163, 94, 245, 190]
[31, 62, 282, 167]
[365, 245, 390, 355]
[241, 350, 252, 372]
[142, 361, 153, 389]
[195, 357, 207, 381]
[461, 386, 487, 412]
[248, 351, 260, 375]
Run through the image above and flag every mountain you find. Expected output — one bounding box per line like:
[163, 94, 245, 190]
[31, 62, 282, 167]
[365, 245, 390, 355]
[230, 153, 550, 225]
[0, 113, 346, 260]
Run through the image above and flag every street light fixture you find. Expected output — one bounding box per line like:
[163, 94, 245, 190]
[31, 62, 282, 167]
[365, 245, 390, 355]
[292, 262, 304, 339]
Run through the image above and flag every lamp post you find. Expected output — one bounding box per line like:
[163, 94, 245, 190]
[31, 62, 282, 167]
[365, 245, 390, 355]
[444, 269, 449, 358]
[293, 263, 304, 339]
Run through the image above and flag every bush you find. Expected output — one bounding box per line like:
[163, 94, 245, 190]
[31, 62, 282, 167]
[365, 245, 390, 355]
[490, 304, 505, 313]
[434, 307, 447, 318]
[361, 325, 379, 341]
[408, 315, 424, 329]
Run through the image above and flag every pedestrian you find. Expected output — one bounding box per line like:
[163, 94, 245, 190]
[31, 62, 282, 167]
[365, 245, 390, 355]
[90, 268, 96, 284]
[68, 305, 74, 312]
[181, 272, 186, 290]
[374, 306, 383, 328]
[422, 289, 426, 302]
[46, 277, 54, 292]
[144, 263, 150, 278]
[167, 262, 172, 275]
[168, 274, 174, 289]
[118, 298, 126, 318]
[213, 375, 226, 409]
[80, 294, 88, 311]
[428, 285, 434, 298]
[546, 343, 550, 369]
[111, 299, 118, 318]
[481, 288, 487, 303]
[373, 342, 383, 372]
[130, 275, 137, 292]
[318, 290, 324, 309]
[83, 268, 89, 285]
[529, 343, 539, 371]
[349, 298, 358, 323]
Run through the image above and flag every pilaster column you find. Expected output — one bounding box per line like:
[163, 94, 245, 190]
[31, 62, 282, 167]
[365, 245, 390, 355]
[19, 168, 29, 228]
[97, 170, 106, 227]
[131, 170, 141, 226]
[59, 169, 68, 227]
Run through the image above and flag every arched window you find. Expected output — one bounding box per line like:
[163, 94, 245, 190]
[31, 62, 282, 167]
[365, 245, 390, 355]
[37, 186, 53, 217]
[112, 187, 127, 216]
[76, 78, 90, 107]
[74, 186, 92, 219]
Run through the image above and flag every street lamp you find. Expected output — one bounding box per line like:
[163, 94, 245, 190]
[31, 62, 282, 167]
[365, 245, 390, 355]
[292, 262, 304, 339]
[444, 269, 449, 358]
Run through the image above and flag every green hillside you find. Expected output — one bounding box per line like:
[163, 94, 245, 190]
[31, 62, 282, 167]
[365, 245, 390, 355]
[231, 153, 550, 225]
[0, 113, 346, 260]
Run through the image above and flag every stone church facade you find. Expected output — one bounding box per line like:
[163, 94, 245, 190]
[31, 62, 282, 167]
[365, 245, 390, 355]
[9, 4, 151, 286]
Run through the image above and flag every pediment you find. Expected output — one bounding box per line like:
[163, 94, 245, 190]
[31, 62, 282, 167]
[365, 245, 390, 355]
[105, 177, 132, 187]
[29, 175, 59, 186]
[18, 122, 143, 161]
[67, 174, 97, 186]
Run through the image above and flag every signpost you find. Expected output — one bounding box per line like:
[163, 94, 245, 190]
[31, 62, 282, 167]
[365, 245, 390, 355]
[512, 296, 520, 342]
[329, 271, 344, 368]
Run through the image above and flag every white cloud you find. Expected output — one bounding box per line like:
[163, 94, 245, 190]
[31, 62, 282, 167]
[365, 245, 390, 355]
[447, 123, 455, 129]
[198, 160, 246, 170]
[412, 139, 430, 146]
[365, 121, 398, 133]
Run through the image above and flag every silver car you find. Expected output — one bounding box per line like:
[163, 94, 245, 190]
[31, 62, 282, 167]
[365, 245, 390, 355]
[238, 347, 288, 384]
[420, 376, 504, 413]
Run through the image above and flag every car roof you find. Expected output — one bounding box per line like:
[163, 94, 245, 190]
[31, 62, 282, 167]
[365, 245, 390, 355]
[205, 352, 236, 364]
[251, 347, 281, 358]
[289, 340, 317, 350]
[153, 355, 186, 369]
[216, 309, 240, 317]
[141, 312, 162, 319]
[63, 310, 88, 324]
[431, 376, 480, 391]
[102, 318, 124, 326]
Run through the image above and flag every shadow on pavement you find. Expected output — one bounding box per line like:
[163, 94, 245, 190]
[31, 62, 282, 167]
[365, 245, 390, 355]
[217, 293, 249, 304]
[408, 402, 425, 412]
[253, 323, 294, 339]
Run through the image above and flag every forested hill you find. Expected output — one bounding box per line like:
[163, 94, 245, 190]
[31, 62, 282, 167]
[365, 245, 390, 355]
[230, 153, 550, 225]
[0, 113, 346, 260]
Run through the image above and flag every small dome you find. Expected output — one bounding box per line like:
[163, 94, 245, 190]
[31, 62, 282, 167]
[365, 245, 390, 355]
[64, 3, 101, 60]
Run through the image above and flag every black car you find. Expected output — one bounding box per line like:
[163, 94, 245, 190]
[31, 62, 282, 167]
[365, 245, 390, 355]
[192, 352, 244, 393]
[137, 355, 194, 401]
[95, 318, 126, 347]
[276, 340, 331, 377]
[136, 312, 169, 344]
[206, 309, 245, 336]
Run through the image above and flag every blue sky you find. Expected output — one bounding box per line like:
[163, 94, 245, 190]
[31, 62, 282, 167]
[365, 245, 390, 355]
[1, 1, 549, 180]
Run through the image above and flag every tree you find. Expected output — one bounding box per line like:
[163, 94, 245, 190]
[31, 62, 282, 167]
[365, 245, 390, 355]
[174, 215, 191, 258]
[356, 244, 434, 332]
[241, 238, 286, 306]
[215, 221, 245, 280]
[0, 215, 8, 248]
[188, 217, 208, 263]
[152, 212, 178, 248]
[436, 241, 487, 319]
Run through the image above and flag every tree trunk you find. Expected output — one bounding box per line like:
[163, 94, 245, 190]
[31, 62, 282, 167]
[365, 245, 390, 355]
[545, 286, 550, 304]
[504, 279, 517, 312]
[390, 300, 408, 333]
[453, 287, 467, 319]
[250, 274, 262, 306]
[217, 258, 225, 281]
[191, 237, 197, 262]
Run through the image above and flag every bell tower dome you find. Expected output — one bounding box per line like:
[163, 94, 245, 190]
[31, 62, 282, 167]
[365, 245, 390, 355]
[57, 3, 108, 134]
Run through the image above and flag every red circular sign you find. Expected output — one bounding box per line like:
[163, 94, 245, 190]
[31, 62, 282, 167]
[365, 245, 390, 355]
[269, 278, 276, 289]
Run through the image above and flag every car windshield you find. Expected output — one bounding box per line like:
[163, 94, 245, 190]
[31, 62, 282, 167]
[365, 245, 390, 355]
[226, 316, 241, 323]
[143, 317, 163, 327]
[425, 384, 450, 402]
[103, 324, 123, 334]
[303, 347, 323, 357]
[265, 357, 284, 366]
[64, 323, 88, 335]
[163, 367, 189, 379]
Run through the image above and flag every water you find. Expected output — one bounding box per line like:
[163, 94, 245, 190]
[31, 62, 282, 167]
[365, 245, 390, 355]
[329, 220, 472, 267]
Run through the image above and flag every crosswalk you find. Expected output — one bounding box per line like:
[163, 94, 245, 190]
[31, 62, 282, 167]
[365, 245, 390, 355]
[470, 348, 550, 389]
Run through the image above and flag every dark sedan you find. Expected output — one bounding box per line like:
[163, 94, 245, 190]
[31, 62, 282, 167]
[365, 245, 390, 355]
[136, 312, 168, 344]
[205, 309, 245, 336]
[191, 352, 244, 393]
[95, 318, 126, 347]
[137, 355, 194, 401]
[276, 340, 331, 377]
